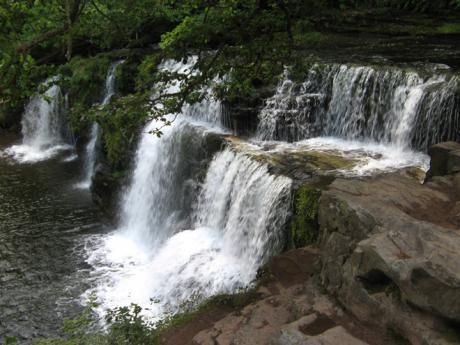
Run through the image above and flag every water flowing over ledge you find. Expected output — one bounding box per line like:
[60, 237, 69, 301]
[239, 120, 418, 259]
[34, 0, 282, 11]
[82, 60, 450, 321]
[229, 136, 429, 178]
[3, 78, 74, 163]
[83, 145, 292, 320]
[257, 63, 460, 151]
[76, 60, 124, 190]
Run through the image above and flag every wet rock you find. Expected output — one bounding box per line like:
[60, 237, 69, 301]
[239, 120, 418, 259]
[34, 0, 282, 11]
[184, 248, 374, 345]
[224, 136, 358, 182]
[427, 141, 460, 178]
[223, 85, 276, 136]
[92, 160, 123, 215]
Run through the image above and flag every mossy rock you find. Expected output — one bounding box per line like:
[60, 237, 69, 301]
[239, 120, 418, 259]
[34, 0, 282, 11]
[59, 55, 112, 132]
[290, 184, 322, 248]
[290, 150, 357, 171]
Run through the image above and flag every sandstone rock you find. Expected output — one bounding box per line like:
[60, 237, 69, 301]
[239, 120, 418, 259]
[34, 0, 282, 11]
[277, 316, 370, 345]
[318, 171, 460, 343]
[354, 225, 460, 321]
[192, 297, 293, 345]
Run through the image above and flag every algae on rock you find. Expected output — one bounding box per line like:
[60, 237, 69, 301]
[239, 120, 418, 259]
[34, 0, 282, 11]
[290, 184, 321, 248]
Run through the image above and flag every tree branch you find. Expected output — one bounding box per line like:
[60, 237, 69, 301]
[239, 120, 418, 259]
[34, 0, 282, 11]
[16, 26, 68, 53]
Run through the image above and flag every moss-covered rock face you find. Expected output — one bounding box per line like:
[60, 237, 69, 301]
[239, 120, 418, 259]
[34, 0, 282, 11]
[290, 184, 321, 248]
[59, 55, 111, 132]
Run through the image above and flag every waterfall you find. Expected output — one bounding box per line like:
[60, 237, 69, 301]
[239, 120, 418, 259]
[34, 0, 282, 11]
[84, 59, 292, 319]
[118, 59, 223, 248]
[77, 61, 123, 189]
[5, 78, 73, 162]
[85, 148, 291, 317]
[257, 64, 460, 151]
[118, 116, 219, 249]
[193, 149, 292, 269]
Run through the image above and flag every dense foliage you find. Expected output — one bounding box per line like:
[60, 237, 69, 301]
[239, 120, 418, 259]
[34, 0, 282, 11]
[2, 0, 460, 129]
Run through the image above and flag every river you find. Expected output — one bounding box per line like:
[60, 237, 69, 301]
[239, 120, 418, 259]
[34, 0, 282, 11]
[0, 133, 106, 342]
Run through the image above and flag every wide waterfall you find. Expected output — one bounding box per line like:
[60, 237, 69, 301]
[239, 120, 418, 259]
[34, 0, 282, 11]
[5, 78, 73, 162]
[77, 61, 123, 189]
[257, 64, 460, 151]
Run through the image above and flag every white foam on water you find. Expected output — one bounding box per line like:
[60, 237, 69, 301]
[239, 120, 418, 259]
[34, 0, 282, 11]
[83, 226, 253, 321]
[4, 143, 73, 163]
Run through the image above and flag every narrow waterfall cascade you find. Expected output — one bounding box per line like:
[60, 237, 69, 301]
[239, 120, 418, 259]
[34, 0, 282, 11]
[117, 59, 224, 249]
[193, 148, 292, 269]
[256, 63, 460, 151]
[4, 78, 73, 163]
[77, 61, 123, 189]
[117, 117, 223, 249]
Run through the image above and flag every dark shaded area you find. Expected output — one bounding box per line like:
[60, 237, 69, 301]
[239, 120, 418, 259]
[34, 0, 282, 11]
[300, 314, 337, 336]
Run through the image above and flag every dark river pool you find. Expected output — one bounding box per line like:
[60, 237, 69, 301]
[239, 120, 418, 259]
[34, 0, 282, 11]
[0, 134, 108, 344]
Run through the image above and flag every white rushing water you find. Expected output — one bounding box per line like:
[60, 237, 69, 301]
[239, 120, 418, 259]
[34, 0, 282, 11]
[5, 78, 73, 163]
[84, 148, 291, 318]
[257, 64, 459, 151]
[245, 137, 429, 177]
[83, 60, 291, 319]
[77, 61, 124, 189]
[253, 63, 460, 172]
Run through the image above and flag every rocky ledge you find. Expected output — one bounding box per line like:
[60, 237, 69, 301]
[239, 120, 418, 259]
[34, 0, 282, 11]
[319, 141, 460, 345]
[158, 141, 460, 345]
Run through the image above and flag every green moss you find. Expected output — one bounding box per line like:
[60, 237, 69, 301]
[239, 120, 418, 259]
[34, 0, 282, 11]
[437, 23, 460, 34]
[88, 92, 150, 170]
[114, 58, 139, 95]
[298, 151, 357, 171]
[59, 55, 111, 132]
[135, 53, 163, 91]
[290, 184, 321, 248]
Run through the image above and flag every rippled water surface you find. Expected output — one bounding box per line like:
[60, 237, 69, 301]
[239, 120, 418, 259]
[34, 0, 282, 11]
[0, 134, 106, 344]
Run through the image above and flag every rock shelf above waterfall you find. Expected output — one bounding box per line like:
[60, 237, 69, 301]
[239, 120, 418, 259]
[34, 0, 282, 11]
[223, 136, 428, 182]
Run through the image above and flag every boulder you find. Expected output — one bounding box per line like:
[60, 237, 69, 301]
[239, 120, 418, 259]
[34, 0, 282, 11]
[318, 171, 460, 343]
[92, 161, 123, 216]
[354, 225, 460, 321]
[427, 141, 460, 178]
